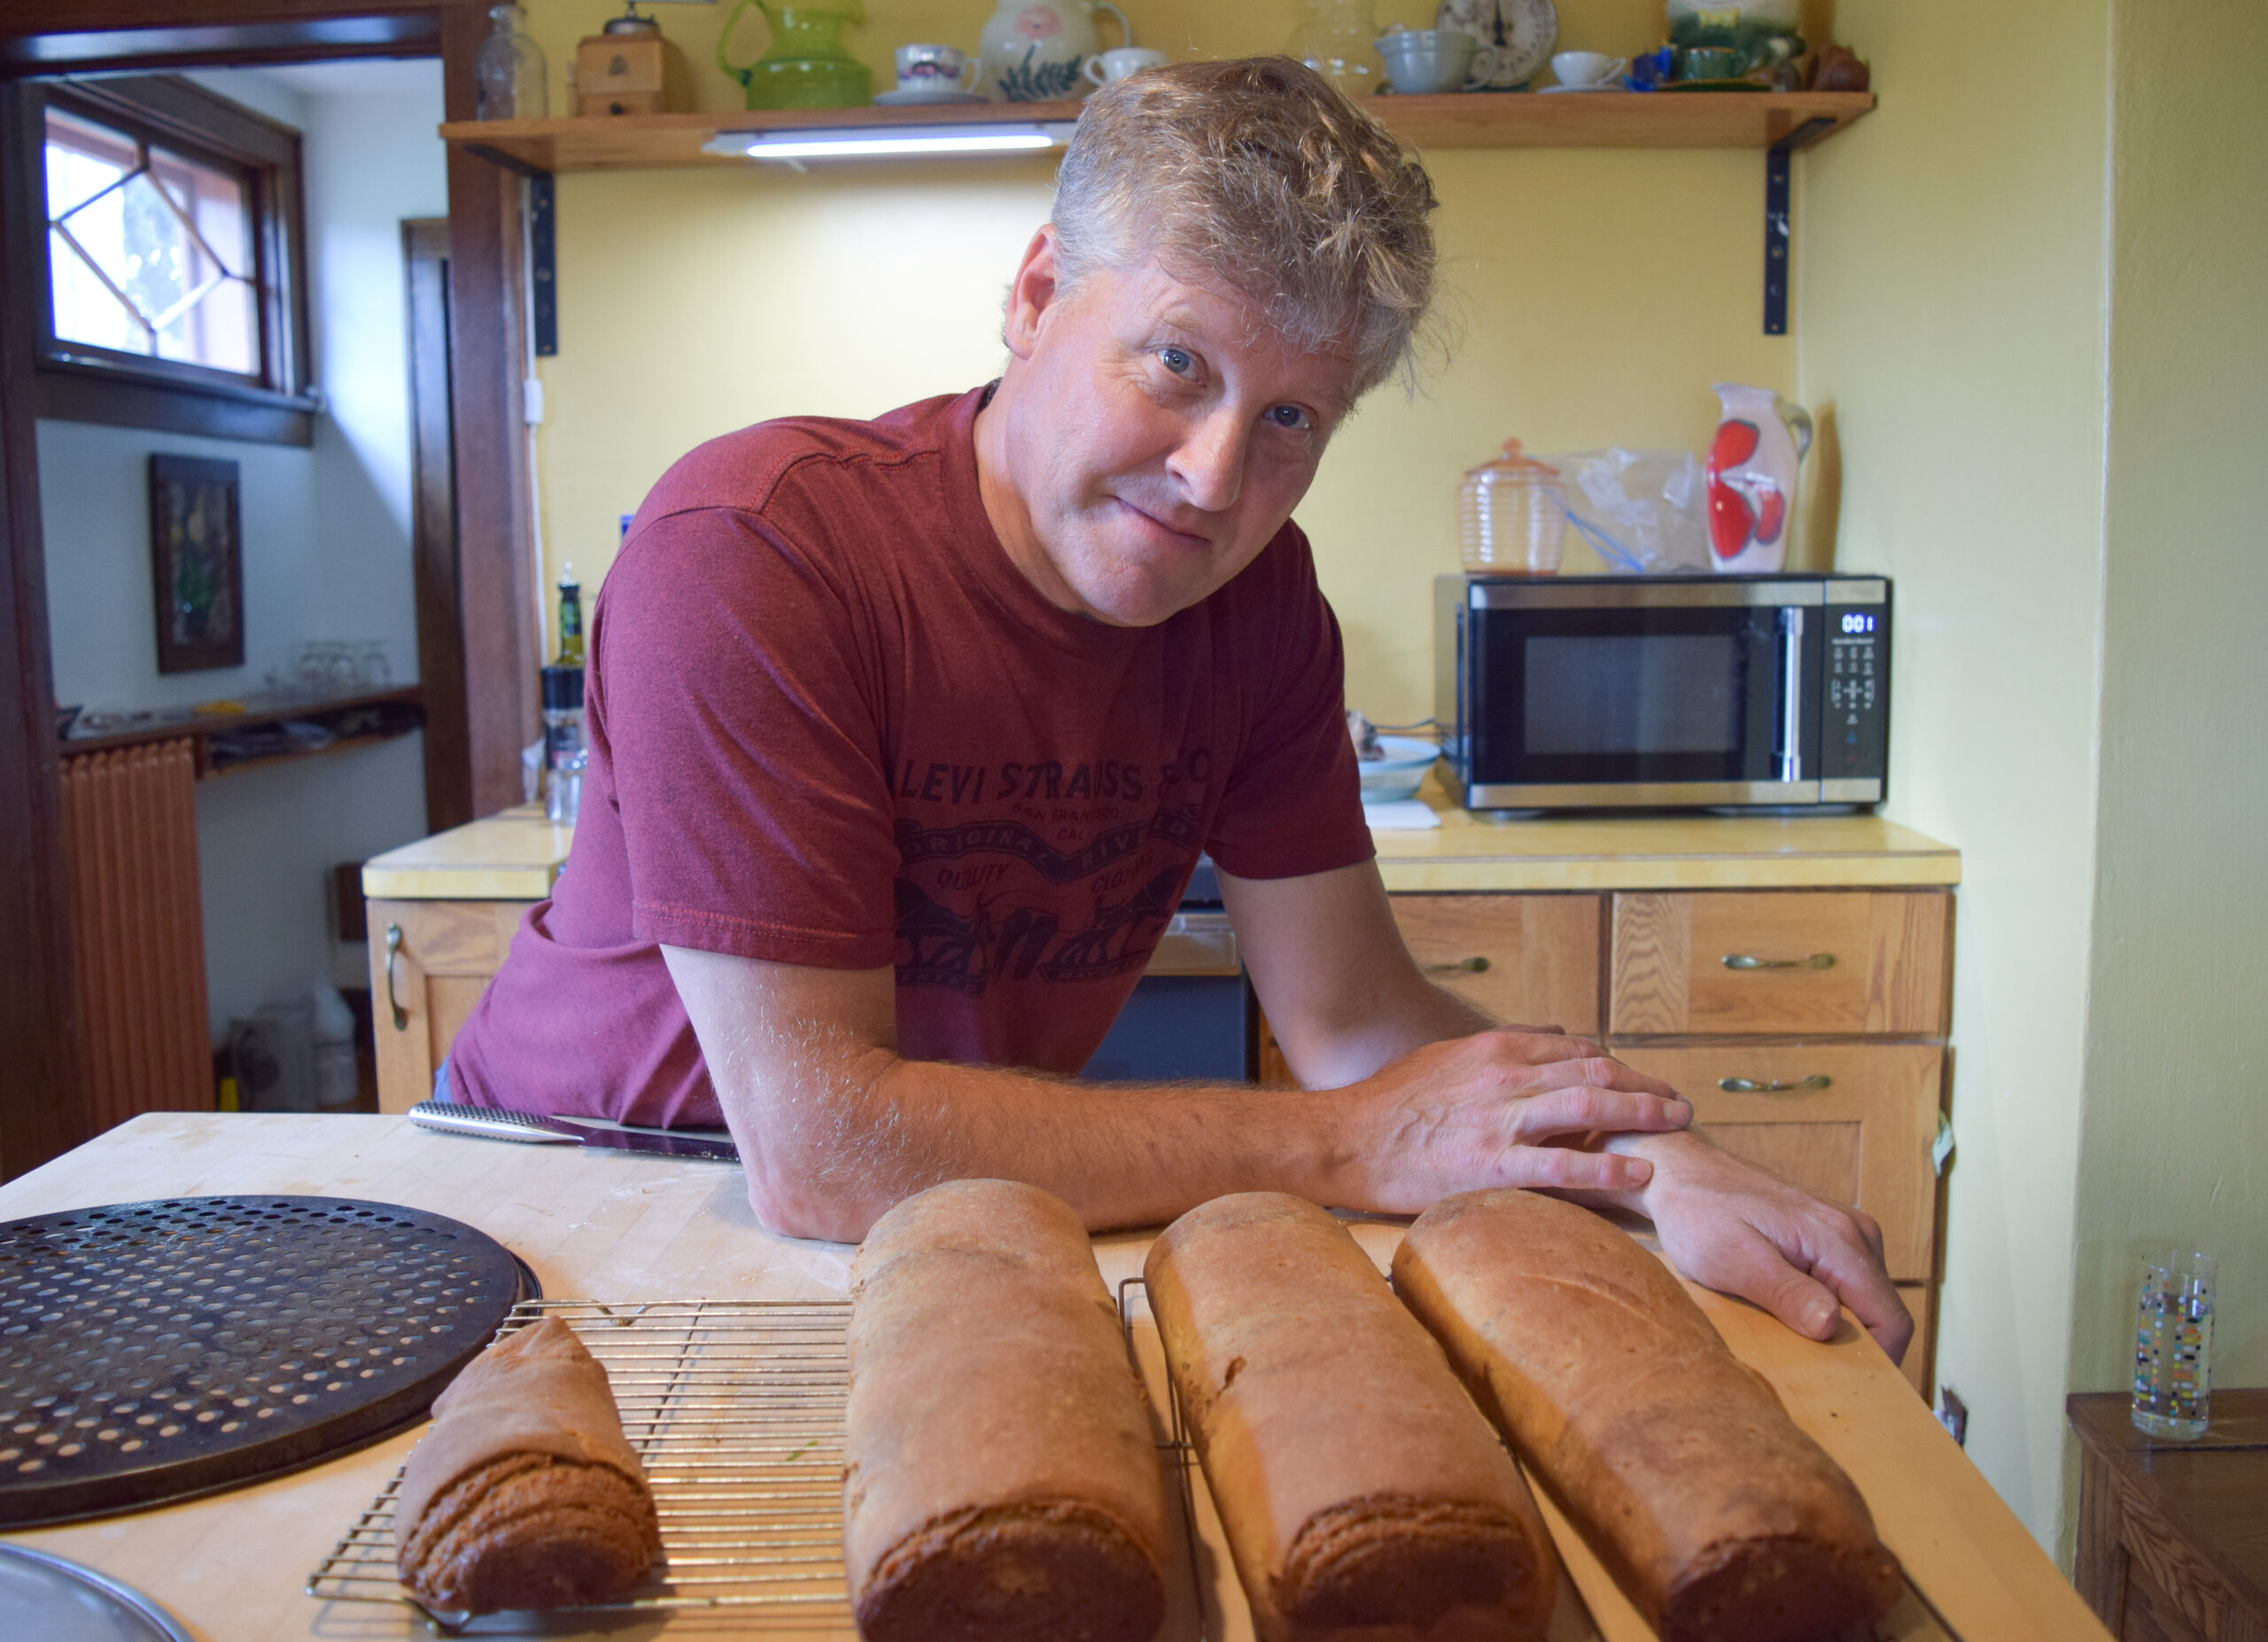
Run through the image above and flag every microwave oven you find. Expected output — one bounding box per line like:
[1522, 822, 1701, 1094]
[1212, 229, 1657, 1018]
[1433, 573, 1891, 813]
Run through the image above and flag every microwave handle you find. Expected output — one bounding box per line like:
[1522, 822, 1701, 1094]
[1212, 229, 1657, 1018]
[1778, 606, 1804, 784]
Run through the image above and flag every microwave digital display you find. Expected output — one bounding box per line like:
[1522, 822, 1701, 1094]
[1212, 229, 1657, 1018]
[1524, 634, 1743, 756]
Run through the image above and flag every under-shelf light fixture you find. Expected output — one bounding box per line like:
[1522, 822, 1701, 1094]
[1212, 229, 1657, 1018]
[703, 123, 1079, 164]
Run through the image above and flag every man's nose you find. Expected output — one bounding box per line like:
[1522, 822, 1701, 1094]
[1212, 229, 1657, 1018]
[1168, 408, 1247, 513]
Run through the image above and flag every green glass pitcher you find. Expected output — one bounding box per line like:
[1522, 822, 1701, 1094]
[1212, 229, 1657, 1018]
[718, 0, 871, 111]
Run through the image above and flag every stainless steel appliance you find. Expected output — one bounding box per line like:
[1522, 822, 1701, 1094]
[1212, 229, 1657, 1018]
[1079, 858, 1253, 1081]
[1434, 573, 1890, 813]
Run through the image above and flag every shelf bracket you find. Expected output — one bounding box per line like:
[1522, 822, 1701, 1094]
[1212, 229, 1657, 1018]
[464, 144, 556, 356]
[529, 173, 556, 357]
[1763, 115, 1837, 336]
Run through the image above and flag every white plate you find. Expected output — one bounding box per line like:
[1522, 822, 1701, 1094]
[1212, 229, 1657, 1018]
[1538, 82, 1621, 92]
[872, 88, 990, 107]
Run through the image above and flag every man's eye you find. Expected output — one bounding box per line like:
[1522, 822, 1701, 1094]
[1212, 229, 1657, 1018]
[1266, 404, 1311, 432]
[1158, 346, 1193, 375]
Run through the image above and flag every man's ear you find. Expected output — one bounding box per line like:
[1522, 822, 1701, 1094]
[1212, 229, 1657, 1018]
[1002, 225, 1066, 362]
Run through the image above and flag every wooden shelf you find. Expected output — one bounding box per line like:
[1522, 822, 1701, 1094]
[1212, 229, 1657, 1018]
[441, 89, 1875, 175]
[60, 685, 425, 779]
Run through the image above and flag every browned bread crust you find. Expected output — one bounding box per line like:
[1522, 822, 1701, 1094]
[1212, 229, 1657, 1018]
[845, 1179, 1167, 1642]
[395, 1316, 660, 1613]
[1391, 1190, 1903, 1642]
[1146, 1193, 1558, 1642]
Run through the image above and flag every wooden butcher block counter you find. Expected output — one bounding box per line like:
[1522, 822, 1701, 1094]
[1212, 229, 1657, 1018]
[0, 1114, 2098, 1642]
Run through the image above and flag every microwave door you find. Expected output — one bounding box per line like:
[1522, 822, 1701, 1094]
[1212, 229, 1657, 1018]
[1471, 604, 1791, 804]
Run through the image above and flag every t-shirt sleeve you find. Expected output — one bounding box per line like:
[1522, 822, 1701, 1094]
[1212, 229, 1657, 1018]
[594, 502, 899, 969]
[1202, 526, 1376, 882]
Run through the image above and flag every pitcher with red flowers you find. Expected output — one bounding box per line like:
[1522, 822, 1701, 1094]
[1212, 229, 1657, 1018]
[1705, 382, 1812, 574]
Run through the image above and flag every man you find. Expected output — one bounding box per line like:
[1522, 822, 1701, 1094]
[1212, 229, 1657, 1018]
[448, 59, 1910, 1364]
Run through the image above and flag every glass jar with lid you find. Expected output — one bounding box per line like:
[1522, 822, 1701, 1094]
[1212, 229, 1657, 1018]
[477, 3, 549, 121]
[1459, 440, 1568, 574]
[1285, 0, 1384, 96]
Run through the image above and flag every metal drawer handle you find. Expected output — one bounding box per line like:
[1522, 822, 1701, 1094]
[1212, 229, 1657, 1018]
[1722, 952, 1836, 971]
[384, 923, 408, 1031]
[1424, 956, 1492, 975]
[1718, 1074, 1833, 1094]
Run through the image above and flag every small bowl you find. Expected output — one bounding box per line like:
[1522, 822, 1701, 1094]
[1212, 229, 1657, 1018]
[1358, 735, 1440, 803]
[1375, 27, 1479, 95]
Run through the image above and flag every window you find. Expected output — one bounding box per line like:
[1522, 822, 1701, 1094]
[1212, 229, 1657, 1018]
[13, 77, 313, 445]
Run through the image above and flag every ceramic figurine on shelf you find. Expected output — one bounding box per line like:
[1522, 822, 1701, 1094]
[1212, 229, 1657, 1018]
[977, 0, 1131, 104]
[1705, 383, 1812, 573]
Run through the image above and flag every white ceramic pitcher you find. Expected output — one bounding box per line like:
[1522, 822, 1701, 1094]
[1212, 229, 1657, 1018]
[977, 0, 1131, 102]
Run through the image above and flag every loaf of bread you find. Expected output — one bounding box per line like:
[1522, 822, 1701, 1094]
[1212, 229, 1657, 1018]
[394, 1316, 661, 1613]
[844, 1179, 1168, 1642]
[1146, 1193, 1558, 1642]
[1392, 1189, 1903, 1642]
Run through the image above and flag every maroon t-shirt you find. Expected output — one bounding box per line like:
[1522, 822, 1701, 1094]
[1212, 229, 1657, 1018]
[446, 386, 1372, 1126]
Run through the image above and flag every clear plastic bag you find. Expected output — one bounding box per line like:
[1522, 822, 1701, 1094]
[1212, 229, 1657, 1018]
[1538, 448, 1711, 574]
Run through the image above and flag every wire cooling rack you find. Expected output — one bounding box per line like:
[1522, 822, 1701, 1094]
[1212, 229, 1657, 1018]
[307, 1292, 1210, 1638]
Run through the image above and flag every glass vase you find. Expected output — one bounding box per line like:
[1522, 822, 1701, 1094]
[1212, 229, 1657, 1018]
[1285, 0, 1383, 97]
[476, 3, 548, 121]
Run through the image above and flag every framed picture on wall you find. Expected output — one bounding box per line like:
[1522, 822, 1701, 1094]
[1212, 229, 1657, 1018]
[147, 454, 245, 673]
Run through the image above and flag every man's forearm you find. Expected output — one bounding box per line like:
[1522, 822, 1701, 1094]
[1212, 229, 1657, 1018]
[734, 1045, 1359, 1241]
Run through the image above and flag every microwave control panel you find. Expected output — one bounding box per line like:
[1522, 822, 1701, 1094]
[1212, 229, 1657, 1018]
[1821, 588, 1891, 784]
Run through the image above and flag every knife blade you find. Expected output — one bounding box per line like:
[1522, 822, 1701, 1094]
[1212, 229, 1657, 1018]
[408, 1100, 739, 1163]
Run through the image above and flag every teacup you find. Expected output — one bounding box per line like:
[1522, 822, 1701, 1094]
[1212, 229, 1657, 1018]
[1084, 46, 1167, 86]
[1374, 27, 1485, 95]
[1550, 51, 1627, 88]
[894, 43, 977, 96]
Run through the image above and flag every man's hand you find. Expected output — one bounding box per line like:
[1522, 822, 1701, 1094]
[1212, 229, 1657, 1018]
[1335, 1029, 1694, 1210]
[1593, 1129, 1914, 1364]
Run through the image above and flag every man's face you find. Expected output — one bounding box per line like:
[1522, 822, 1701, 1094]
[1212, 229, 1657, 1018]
[977, 234, 1359, 628]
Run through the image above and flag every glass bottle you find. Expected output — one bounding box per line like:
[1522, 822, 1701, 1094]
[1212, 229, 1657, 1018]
[1285, 0, 1384, 97]
[477, 3, 549, 121]
[1460, 440, 1568, 574]
[556, 563, 585, 666]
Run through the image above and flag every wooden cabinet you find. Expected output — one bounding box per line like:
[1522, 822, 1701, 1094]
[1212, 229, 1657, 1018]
[1610, 890, 1949, 1036]
[1610, 888, 1953, 1399]
[1389, 893, 1602, 1036]
[1347, 884, 1954, 1397]
[1614, 1042, 1944, 1282]
[365, 898, 524, 1114]
[2070, 1390, 2268, 1642]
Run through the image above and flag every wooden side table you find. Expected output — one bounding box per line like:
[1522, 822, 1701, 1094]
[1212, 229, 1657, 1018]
[2069, 1389, 2268, 1642]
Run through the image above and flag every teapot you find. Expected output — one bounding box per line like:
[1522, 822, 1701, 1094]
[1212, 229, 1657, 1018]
[978, 0, 1131, 103]
[718, 0, 870, 111]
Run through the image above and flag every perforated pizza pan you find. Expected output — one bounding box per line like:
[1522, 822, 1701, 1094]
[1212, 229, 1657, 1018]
[0, 1195, 535, 1528]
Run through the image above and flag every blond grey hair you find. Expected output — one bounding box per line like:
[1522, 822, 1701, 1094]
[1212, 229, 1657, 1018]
[1051, 57, 1441, 398]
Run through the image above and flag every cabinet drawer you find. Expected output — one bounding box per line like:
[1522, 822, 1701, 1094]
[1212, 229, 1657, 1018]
[1616, 1042, 1944, 1282]
[1390, 893, 1601, 1037]
[366, 898, 528, 1114]
[1610, 891, 1948, 1036]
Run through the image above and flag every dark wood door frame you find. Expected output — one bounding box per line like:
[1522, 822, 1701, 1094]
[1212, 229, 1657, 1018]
[0, 0, 532, 1174]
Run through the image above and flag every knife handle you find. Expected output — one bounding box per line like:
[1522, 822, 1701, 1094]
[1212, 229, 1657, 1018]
[408, 1099, 582, 1144]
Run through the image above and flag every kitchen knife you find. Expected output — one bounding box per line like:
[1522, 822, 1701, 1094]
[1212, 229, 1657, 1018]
[408, 1100, 739, 1163]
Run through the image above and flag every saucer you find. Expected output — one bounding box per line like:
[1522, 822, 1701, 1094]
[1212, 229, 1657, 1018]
[873, 88, 990, 107]
[1538, 82, 1620, 92]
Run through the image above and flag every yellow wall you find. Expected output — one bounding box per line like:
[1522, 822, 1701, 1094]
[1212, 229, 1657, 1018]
[2066, 0, 2267, 1478]
[1796, 0, 2109, 1549]
[524, 0, 1797, 720]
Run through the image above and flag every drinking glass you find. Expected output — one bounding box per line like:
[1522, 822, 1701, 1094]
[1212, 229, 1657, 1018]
[2132, 1249, 2215, 1439]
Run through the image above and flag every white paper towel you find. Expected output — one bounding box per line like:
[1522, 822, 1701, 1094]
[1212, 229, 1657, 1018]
[1363, 800, 1441, 831]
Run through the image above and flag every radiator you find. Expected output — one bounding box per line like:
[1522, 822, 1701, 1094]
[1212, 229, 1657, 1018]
[59, 739, 213, 1129]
